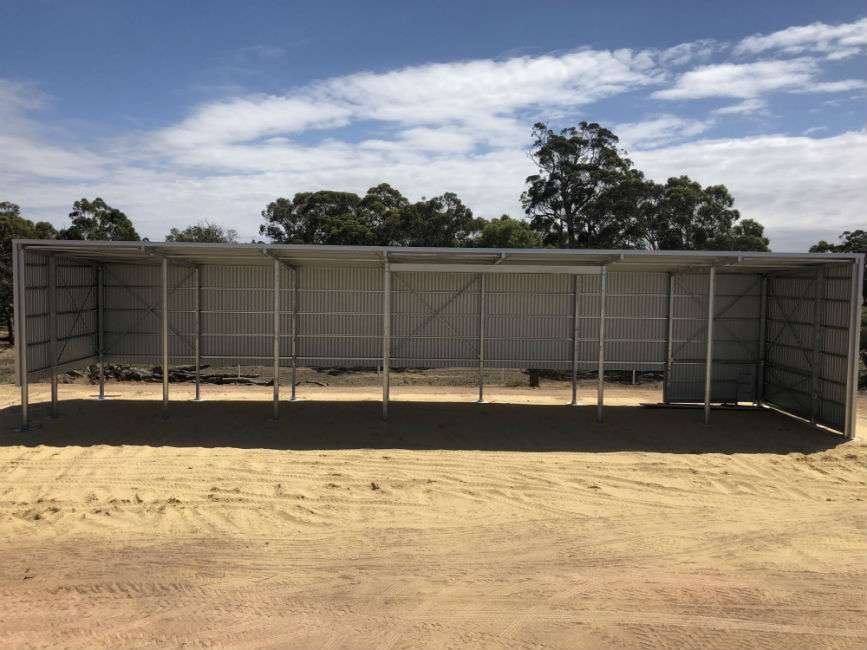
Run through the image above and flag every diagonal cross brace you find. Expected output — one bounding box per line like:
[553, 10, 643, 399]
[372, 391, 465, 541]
[671, 274, 762, 361]
[390, 273, 480, 359]
[764, 287, 816, 371]
[53, 271, 96, 364]
[102, 266, 197, 356]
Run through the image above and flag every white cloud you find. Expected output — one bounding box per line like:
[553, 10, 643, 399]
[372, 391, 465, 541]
[711, 98, 768, 115]
[801, 79, 866, 93]
[633, 131, 867, 250]
[734, 17, 867, 59]
[653, 57, 864, 100]
[654, 58, 815, 99]
[659, 39, 720, 66]
[614, 114, 713, 148]
[153, 47, 660, 163]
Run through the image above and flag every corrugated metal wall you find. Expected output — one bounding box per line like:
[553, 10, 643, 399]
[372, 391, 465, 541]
[665, 272, 763, 403]
[20, 256, 856, 434]
[22, 253, 98, 378]
[764, 265, 852, 431]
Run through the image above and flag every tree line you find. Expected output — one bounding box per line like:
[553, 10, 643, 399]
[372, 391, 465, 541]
[1, 121, 863, 344]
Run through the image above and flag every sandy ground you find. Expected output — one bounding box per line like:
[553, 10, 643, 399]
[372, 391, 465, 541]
[0, 382, 865, 649]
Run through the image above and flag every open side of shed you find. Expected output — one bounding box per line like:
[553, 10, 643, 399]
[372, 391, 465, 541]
[12, 241, 864, 437]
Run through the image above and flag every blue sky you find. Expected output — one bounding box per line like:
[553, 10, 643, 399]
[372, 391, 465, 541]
[1, 1, 865, 250]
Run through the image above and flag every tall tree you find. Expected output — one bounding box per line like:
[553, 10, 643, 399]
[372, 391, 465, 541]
[624, 175, 769, 252]
[259, 185, 483, 247]
[0, 202, 57, 342]
[477, 215, 543, 248]
[59, 198, 139, 241]
[713, 218, 770, 252]
[166, 221, 238, 243]
[360, 183, 410, 245]
[522, 121, 633, 248]
[393, 192, 483, 247]
[259, 191, 379, 245]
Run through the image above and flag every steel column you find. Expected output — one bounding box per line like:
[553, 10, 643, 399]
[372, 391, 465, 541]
[97, 264, 105, 400]
[597, 267, 607, 423]
[663, 272, 674, 403]
[756, 275, 767, 405]
[291, 267, 298, 401]
[161, 257, 169, 412]
[48, 254, 58, 417]
[570, 274, 580, 406]
[17, 245, 28, 430]
[704, 267, 716, 425]
[810, 267, 824, 424]
[477, 274, 486, 403]
[272, 258, 280, 419]
[844, 257, 864, 437]
[194, 266, 201, 401]
[382, 255, 391, 420]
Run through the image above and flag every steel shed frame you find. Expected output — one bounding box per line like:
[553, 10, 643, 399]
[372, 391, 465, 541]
[11, 241, 864, 437]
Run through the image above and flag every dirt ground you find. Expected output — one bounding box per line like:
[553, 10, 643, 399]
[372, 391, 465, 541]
[0, 381, 865, 649]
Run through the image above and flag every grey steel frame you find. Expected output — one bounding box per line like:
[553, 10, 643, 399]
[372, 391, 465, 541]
[11, 241, 864, 438]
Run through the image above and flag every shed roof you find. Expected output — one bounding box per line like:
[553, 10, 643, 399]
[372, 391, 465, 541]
[14, 240, 861, 274]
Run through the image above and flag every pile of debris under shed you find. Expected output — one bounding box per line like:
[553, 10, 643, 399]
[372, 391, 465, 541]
[68, 364, 275, 386]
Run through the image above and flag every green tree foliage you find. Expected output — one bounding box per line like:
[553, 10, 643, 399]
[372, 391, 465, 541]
[809, 229, 866, 254]
[360, 183, 410, 245]
[523, 122, 770, 252]
[260, 191, 377, 245]
[260, 185, 484, 247]
[59, 198, 140, 241]
[810, 229, 866, 300]
[166, 221, 238, 243]
[714, 218, 770, 252]
[478, 215, 543, 248]
[522, 121, 633, 248]
[0, 202, 57, 342]
[390, 192, 483, 247]
[632, 176, 768, 251]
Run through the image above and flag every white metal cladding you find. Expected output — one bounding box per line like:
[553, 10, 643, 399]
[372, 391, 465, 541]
[604, 272, 669, 371]
[21, 253, 99, 378]
[665, 272, 763, 403]
[296, 266, 382, 367]
[764, 266, 852, 430]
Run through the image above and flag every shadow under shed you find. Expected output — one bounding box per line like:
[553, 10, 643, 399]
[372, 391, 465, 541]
[0, 398, 847, 454]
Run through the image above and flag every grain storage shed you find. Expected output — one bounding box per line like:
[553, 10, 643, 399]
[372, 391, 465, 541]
[11, 241, 864, 437]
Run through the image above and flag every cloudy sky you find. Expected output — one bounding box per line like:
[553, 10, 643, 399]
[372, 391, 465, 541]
[1, 1, 865, 250]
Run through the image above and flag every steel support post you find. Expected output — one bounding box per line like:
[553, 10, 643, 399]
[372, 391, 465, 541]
[272, 258, 280, 420]
[161, 257, 169, 413]
[477, 274, 486, 403]
[290, 267, 298, 401]
[570, 274, 580, 406]
[48, 254, 58, 417]
[382, 255, 391, 420]
[810, 266, 824, 424]
[844, 257, 864, 438]
[597, 267, 607, 423]
[663, 273, 674, 403]
[97, 264, 105, 400]
[17, 245, 28, 430]
[756, 275, 767, 406]
[703, 267, 716, 425]
[194, 266, 201, 401]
